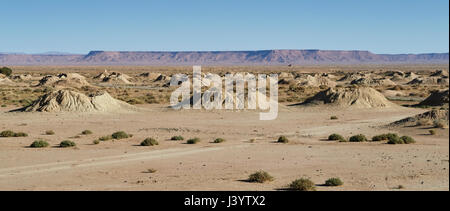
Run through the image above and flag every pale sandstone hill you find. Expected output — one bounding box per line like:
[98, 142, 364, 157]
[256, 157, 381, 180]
[19, 89, 136, 112]
[300, 87, 398, 108]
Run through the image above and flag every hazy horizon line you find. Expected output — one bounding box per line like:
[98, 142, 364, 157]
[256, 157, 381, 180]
[2, 49, 449, 55]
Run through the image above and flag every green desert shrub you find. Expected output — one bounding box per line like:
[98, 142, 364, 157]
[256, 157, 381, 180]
[45, 130, 55, 135]
[324, 178, 343, 186]
[144, 168, 157, 173]
[384, 133, 399, 141]
[400, 136, 416, 144]
[187, 138, 200, 144]
[0, 130, 27, 137]
[93, 140, 100, 145]
[387, 136, 404, 144]
[171, 135, 184, 141]
[60, 140, 76, 148]
[30, 140, 49, 148]
[0, 130, 15, 137]
[213, 138, 226, 143]
[372, 133, 398, 142]
[387, 135, 416, 145]
[396, 185, 405, 189]
[111, 131, 130, 139]
[248, 171, 274, 183]
[289, 178, 316, 191]
[98, 135, 112, 141]
[349, 134, 367, 142]
[429, 130, 436, 135]
[371, 134, 385, 142]
[328, 134, 346, 142]
[0, 67, 12, 76]
[141, 138, 159, 146]
[330, 116, 338, 120]
[13, 132, 28, 137]
[81, 130, 93, 135]
[277, 136, 289, 143]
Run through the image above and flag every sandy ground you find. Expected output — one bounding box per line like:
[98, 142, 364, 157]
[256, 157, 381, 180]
[0, 105, 448, 191]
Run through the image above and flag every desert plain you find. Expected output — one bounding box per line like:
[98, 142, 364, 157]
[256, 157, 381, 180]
[0, 65, 448, 191]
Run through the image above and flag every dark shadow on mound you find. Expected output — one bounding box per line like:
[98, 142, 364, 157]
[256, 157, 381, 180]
[319, 138, 333, 142]
[274, 188, 292, 191]
[287, 101, 323, 107]
[236, 179, 252, 183]
[8, 107, 26, 113]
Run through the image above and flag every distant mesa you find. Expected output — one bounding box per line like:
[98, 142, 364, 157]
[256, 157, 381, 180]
[0, 50, 448, 65]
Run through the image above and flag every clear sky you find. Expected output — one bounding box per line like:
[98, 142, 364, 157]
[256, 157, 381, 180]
[1, 0, 448, 54]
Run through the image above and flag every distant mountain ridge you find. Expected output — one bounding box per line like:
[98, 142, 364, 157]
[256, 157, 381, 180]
[1, 50, 448, 65]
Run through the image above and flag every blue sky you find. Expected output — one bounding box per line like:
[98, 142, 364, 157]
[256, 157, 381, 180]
[1, 0, 448, 54]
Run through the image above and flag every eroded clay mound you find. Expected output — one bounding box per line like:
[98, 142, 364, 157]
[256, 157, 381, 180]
[94, 70, 133, 84]
[20, 89, 136, 112]
[300, 87, 397, 108]
[430, 70, 449, 77]
[390, 109, 449, 127]
[11, 74, 36, 81]
[138, 72, 162, 80]
[419, 90, 449, 106]
[350, 78, 396, 86]
[296, 74, 337, 87]
[38, 73, 90, 88]
[407, 77, 449, 85]
[0, 74, 15, 85]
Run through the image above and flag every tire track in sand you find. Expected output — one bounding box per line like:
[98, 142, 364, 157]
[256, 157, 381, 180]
[0, 145, 250, 178]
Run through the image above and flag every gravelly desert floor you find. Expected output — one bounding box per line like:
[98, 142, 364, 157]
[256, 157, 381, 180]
[0, 104, 448, 191]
